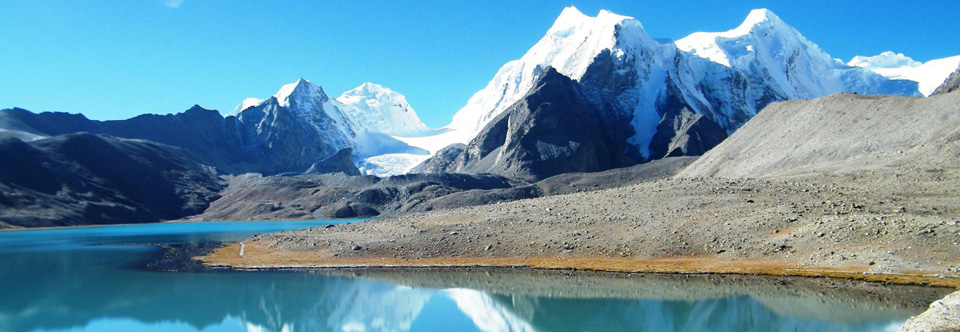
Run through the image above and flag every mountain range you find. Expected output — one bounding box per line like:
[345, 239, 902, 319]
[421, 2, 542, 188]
[1, 7, 958, 226]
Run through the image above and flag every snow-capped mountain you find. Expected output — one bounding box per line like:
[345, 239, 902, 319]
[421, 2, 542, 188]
[232, 79, 430, 176]
[337, 82, 429, 136]
[418, 7, 919, 160]
[847, 51, 960, 96]
[428, 7, 665, 151]
[674, 9, 917, 100]
[412, 6, 921, 178]
[223, 7, 925, 177]
[235, 79, 355, 151]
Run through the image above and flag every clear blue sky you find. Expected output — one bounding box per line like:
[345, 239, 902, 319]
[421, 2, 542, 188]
[1, 0, 957, 128]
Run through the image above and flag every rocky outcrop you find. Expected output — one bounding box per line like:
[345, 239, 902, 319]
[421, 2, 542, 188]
[648, 107, 727, 159]
[898, 290, 960, 332]
[0, 133, 223, 228]
[195, 172, 529, 221]
[305, 148, 360, 176]
[196, 156, 692, 222]
[932, 64, 960, 96]
[409, 143, 465, 174]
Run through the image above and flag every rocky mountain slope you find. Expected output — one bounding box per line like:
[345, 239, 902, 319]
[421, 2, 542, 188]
[678, 91, 960, 178]
[414, 68, 715, 181]
[0, 133, 223, 228]
[414, 68, 643, 180]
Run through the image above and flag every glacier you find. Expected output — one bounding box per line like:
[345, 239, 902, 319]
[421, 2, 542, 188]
[848, 51, 960, 96]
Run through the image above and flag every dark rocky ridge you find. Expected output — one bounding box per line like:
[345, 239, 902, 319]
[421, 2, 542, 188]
[0, 106, 245, 172]
[0, 100, 358, 176]
[0, 133, 223, 228]
[193, 157, 692, 221]
[195, 172, 526, 221]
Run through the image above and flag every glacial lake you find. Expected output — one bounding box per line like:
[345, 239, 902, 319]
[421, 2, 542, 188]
[0, 220, 949, 332]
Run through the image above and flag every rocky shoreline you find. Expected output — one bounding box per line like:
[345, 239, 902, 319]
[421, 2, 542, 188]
[198, 169, 960, 286]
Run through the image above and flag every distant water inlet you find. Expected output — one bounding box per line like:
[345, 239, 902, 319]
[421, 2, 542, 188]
[0, 221, 949, 332]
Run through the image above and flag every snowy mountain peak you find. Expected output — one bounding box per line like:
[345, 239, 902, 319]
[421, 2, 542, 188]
[439, 7, 657, 146]
[554, 6, 588, 24]
[552, 6, 640, 32]
[739, 8, 782, 30]
[676, 8, 805, 67]
[548, 6, 645, 42]
[336, 82, 429, 136]
[274, 78, 329, 108]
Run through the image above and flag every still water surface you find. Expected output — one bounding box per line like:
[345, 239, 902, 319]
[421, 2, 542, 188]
[0, 221, 944, 332]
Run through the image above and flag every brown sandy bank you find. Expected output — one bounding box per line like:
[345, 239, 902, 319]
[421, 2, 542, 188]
[200, 242, 959, 288]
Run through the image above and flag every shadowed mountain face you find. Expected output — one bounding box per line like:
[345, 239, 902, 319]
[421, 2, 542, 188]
[0, 106, 246, 171]
[0, 133, 223, 227]
[415, 68, 642, 181]
[413, 67, 729, 181]
[649, 107, 727, 160]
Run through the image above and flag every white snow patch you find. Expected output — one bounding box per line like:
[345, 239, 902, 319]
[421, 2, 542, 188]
[230, 97, 263, 116]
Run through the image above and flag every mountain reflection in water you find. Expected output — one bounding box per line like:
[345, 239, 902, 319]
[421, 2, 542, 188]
[0, 222, 948, 332]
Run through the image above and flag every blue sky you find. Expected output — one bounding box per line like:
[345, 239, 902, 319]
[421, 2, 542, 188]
[1, 0, 957, 128]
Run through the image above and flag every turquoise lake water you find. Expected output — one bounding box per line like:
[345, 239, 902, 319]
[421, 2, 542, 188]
[0, 221, 941, 332]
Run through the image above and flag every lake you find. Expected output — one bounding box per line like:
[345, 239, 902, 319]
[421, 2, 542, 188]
[0, 221, 948, 332]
